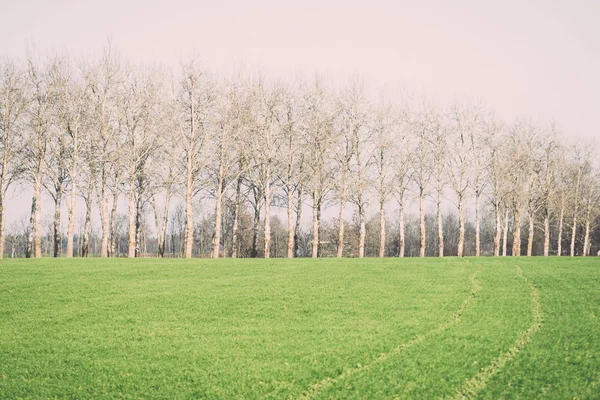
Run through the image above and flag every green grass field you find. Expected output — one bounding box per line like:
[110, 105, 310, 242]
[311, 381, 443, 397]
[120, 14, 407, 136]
[0, 257, 599, 399]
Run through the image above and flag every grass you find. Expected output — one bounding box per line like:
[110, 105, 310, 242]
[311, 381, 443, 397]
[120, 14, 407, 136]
[0, 257, 598, 399]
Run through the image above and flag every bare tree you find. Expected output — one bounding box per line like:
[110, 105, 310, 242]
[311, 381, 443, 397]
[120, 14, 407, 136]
[24, 51, 55, 258]
[447, 102, 478, 257]
[568, 142, 593, 256]
[85, 44, 122, 257]
[277, 84, 305, 258]
[373, 100, 396, 257]
[485, 117, 506, 256]
[0, 58, 25, 258]
[177, 58, 214, 258]
[303, 78, 336, 258]
[346, 81, 373, 258]
[409, 101, 436, 257]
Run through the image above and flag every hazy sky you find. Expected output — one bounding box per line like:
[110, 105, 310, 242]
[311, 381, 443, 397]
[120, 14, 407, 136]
[2, 0, 599, 138]
[1, 0, 599, 224]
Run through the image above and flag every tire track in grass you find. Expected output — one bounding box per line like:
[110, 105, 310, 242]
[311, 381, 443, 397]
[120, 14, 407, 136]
[299, 264, 482, 400]
[449, 265, 543, 400]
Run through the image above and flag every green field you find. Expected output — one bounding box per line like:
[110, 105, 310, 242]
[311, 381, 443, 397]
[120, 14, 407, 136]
[0, 258, 599, 399]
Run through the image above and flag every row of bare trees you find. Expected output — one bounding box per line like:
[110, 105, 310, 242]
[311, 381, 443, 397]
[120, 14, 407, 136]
[1, 48, 599, 258]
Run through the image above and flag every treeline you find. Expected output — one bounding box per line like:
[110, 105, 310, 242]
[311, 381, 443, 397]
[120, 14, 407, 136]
[1, 47, 599, 258]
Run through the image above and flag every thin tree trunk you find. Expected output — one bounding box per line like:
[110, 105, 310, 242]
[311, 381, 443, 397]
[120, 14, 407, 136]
[570, 213, 578, 257]
[475, 192, 481, 257]
[437, 191, 443, 257]
[398, 198, 405, 258]
[570, 169, 582, 257]
[337, 170, 347, 258]
[0, 157, 6, 258]
[159, 191, 171, 258]
[231, 176, 242, 258]
[419, 191, 425, 257]
[211, 175, 224, 259]
[66, 181, 77, 257]
[99, 179, 109, 257]
[379, 201, 385, 258]
[0, 190, 4, 259]
[294, 187, 303, 258]
[543, 212, 550, 256]
[583, 219, 590, 256]
[502, 206, 509, 256]
[557, 198, 564, 256]
[312, 191, 319, 258]
[184, 165, 194, 258]
[527, 214, 534, 256]
[109, 190, 118, 257]
[457, 196, 465, 257]
[251, 191, 261, 258]
[135, 182, 143, 258]
[82, 192, 92, 257]
[358, 204, 365, 258]
[34, 176, 42, 258]
[264, 166, 271, 259]
[53, 188, 63, 257]
[493, 203, 501, 257]
[512, 209, 521, 256]
[286, 187, 294, 258]
[26, 195, 35, 258]
[128, 181, 136, 258]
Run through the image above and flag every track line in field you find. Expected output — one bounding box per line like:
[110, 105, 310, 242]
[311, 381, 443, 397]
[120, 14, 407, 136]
[299, 264, 482, 400]
[449, 265, 543, 400]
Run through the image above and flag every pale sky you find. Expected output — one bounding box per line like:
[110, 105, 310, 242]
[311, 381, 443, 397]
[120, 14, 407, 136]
[2, 0, 599, 138]
[1, 0, 599, 226]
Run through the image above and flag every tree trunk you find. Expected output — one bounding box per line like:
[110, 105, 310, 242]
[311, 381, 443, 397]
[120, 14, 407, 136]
[512, 209, 521, 256]
[184, 166, 194, 258]
[457, 196, 465, 257]
[570, 169, 582, 257]
[570, 213, 578, 257]
[419, 191, 425, 257]
[502, 206, 509, 256]
[99, 181, 109, 257]
[527, 213, 534, 256]
[312, 191, 319, 258]
[211, 175, 224, 259]
[264, 166, 271, 259]
[34, 176, 42, 258]
[109, 190, 118, 257]
[543, 212, 550, 257]
[379, 202, 385, 258]
[82, 192, 92, 257]
[294, 187, 303, 258]
[437, 192, 443, 257]
[26, 195, 35, 258]
[0, 161, 6, 258]
[358, 204, 365, 258]
[475, 192, 481, 257]
[286, 187, 294, 258]
[336, 170, 347, 258]
[66, 181, 77, 257]
[398, 198, 405, 258]
[53, 188, 63, 257]
[557, 198, 564, 256]
[128, 181, 136, 258]
[159, 191, 170, 258]
[583, 219, 590, 256]
[493, 203, 501, 257]
[251, 193, 261, 258]
[231, 176, 242, 258]
[135, 183, 143, 258]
